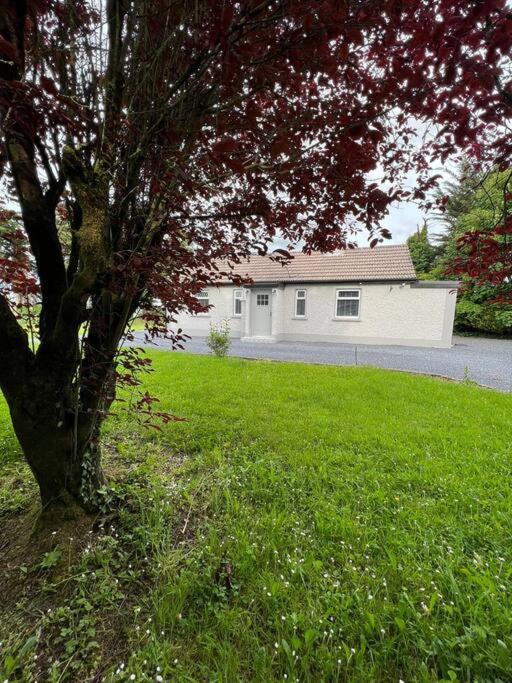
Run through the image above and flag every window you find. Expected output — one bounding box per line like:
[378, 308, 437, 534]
[233, 289, 243, 316]
[256, 293, 269, 306]
[335, 289, 360, 319]
[196, 290, 209, 315]
[295, 289, 307, 317]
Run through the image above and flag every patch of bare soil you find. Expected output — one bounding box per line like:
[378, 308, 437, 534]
[0, 497, 140, 680]
[1, 501, 95, 611]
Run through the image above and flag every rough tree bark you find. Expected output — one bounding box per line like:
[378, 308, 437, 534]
[0, 2, 143, 514]
[8, 379, 105, 511]
[0, 134, 111, 510]
[0, 285, 137, 511]
[0, 290, 106, 510]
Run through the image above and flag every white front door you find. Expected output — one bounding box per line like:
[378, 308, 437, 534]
[250, 289, 272, 336]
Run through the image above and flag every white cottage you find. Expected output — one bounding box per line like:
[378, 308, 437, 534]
[176, 245, 459, 348]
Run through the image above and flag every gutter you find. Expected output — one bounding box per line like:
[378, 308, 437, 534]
[211, 278, 419, 286]
[410, 280, 461, 289]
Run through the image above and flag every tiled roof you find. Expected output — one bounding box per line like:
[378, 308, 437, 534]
[216, 245, 417, 284]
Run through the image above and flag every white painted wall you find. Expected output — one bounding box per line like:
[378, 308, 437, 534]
[277, 282, 457, 347]
[173, 282, 458, 348]
[173, 285, 244, 337]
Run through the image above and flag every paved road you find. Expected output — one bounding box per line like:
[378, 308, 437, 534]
[134, 333, 512, 392]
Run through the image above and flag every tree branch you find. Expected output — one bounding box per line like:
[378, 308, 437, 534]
[102, 0, 127, 150]
[5, 135, 68, 336]
[0, 294, 34, 404]
[1, 4, 67, 336]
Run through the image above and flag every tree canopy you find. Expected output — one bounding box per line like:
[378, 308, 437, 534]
[407, 167, 512, 335]
[1, 0, 511, 512]
[451, 170, 512, 332]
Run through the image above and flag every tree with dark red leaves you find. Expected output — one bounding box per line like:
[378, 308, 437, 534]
[0, 0, 511, 514]
[453, 218, 512, 307]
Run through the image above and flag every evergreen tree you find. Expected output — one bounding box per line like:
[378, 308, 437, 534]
[406, 223, 437, 276]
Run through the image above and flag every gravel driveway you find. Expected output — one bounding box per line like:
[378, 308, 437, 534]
[134, 333, 512, 392]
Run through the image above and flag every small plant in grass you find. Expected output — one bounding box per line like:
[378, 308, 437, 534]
[462, 365, 477, 386]
[206, 320, 231, 358]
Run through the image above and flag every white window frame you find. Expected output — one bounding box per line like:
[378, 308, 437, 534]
[196, 289, 210, 316]
[334, 288, 361, 320]
[294, 289, 307, 318]
[233, 289, 243, 317]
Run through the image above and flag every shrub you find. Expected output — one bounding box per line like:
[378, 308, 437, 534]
[206, 320, 231, 357]
[455, 298, 512, 335]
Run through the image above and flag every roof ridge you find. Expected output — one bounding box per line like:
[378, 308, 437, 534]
[269, 244, 408, 257]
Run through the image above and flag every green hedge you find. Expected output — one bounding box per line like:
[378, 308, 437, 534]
[455, 297, 512, 335]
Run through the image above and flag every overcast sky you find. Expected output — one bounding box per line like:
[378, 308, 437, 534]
[275, 166, 448, 252]
[352, 122, 453, 247]
[274, 196, 431, 252]
[372, 199, 425, 246]
[355, 150, 449, 247]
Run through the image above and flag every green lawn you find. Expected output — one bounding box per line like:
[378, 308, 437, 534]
[1, 354, 512, 682]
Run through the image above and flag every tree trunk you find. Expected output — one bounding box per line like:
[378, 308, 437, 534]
[8, 376, 105, 513]
[1, 276, 130, 518]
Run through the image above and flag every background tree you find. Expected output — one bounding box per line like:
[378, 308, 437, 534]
[451, 171, 512, 333]
[1, 0, 511, 515]
[406, 223, 437, 277]
[426, 166, 512, 334]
